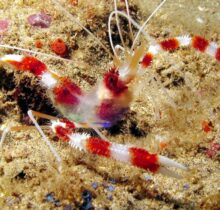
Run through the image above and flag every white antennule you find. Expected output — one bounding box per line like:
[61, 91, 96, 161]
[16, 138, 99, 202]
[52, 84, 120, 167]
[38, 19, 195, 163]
[131, 0, 167, 50]
[124, 0, 134, 41]
[113, 0, 134, 52]
[51, 0, 113, 58]
[114, 0, 126, 50]
[115, 44, 125, 51]
[108, 10, 156, 58]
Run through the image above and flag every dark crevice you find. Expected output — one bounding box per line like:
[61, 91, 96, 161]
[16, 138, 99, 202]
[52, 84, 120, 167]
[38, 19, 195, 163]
[0, 68, 16, 91]
[107, 112, 149, 137]
[129, 121, 147, 137]
[0, 69, 60, 124]
[16, 76, 60, 124]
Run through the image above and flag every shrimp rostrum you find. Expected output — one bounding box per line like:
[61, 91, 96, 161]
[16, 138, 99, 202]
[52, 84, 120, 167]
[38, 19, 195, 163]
[1, 0, 219, 177]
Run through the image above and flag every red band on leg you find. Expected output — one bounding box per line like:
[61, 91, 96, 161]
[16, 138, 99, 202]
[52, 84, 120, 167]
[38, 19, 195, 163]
[129, 147, 159, 172]
[160, 38, 179, 51]
[192, 36, 209, 52]
[86, 137, 111, 157]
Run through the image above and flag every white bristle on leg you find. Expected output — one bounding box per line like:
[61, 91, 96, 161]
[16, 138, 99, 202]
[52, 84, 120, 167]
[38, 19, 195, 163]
[176, 35, 191, 46]
[68, 132, 90, 151]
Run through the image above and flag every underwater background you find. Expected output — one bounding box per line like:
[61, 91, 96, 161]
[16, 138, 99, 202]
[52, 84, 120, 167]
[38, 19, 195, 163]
[0, 0, 220, 209]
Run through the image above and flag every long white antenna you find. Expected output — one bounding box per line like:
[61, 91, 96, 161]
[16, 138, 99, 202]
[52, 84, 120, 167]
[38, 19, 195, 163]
[131, 0, 167, 50]
[0, 44, 77, 63]
[27, 110, 62, 172]
[0, 125, 11, 149]
[51, 0, 113, 58]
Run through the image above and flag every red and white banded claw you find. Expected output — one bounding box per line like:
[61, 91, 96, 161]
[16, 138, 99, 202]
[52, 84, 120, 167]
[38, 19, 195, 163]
[51, 120, 187, 174]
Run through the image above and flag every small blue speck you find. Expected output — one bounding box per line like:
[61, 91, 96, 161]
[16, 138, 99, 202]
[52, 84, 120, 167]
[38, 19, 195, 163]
[144, 175, 152, 181]
[82, 190, 92, 202]
[183, 184, 190, 190]
[107, 185, 115, 192]
[91, 182, 98, 189]
[109, 178, 116, 184]
[45, 192, 55, 202]
[81, 190, 93, 210]
[107, 194, 113, 201]
[45, 192, 60, 207]
[64, 204, 73, 210]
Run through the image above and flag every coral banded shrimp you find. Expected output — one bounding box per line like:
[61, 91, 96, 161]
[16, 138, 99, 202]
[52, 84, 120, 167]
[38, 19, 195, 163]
[0, 0, 219, 178]
[0, 52, 187, 175]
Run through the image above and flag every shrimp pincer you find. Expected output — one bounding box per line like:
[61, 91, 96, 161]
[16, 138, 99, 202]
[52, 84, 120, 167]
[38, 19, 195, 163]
[50, 118, 187, 174]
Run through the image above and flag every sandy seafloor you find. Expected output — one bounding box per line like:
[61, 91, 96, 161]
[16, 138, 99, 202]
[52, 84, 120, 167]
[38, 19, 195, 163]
[0, 0, 220, 209]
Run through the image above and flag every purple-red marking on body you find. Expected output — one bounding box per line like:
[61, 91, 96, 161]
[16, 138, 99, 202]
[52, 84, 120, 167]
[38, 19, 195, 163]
[97, 100, 128, 123]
